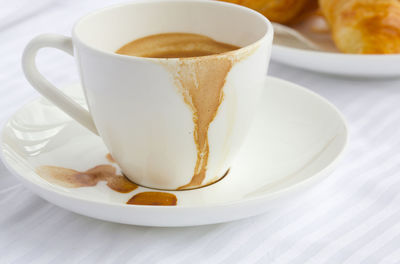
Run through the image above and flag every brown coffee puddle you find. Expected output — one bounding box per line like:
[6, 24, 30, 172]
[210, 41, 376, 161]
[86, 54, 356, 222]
[36, 164, 138, 193]
[106, 153, 115, 163]
[127, 191, 177, 206]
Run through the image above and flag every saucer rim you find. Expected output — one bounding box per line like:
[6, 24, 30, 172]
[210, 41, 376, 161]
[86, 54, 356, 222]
[0, 76, 349, 210]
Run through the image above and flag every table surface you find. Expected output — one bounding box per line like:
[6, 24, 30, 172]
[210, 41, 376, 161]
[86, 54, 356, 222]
[2, 1, 400, 263]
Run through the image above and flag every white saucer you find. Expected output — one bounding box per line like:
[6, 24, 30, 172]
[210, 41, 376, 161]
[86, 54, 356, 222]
[1, 77, 348, 227]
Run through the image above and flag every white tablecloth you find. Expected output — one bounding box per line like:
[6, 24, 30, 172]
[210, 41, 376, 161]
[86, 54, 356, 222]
[2, 1, 400, 263]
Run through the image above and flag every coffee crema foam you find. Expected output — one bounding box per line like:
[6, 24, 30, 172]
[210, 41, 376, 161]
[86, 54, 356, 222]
[116, 33, 239, 58]
[117, 33, 255, 190]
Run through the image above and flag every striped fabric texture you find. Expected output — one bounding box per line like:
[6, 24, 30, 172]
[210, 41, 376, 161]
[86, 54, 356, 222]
[1, 0, 400, 263]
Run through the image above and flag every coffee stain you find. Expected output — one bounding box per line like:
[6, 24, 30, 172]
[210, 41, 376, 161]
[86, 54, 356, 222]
[127, 191, 177, 206]
[166, 50, 256, 190]
[170, 57, 231, 190]
[36, 164, 138, 193]
[106, 153, 116, 163]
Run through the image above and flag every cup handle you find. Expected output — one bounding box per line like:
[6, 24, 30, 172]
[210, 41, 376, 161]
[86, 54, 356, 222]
[22, 34, 98, 135]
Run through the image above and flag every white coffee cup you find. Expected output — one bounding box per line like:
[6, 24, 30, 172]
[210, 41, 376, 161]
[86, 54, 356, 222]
[22, 0, 273, 190]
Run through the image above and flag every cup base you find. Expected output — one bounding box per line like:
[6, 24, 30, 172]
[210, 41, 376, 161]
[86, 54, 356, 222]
[122, 169, 230, 191]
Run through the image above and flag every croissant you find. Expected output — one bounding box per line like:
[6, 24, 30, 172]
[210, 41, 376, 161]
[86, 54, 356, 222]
[220, 0, 317, 24]
[319, 0, 400, 54]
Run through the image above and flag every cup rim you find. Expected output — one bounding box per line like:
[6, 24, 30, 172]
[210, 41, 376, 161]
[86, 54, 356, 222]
[72, 0, 273, 61]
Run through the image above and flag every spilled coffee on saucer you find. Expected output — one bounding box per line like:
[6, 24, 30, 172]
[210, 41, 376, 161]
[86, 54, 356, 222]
[116, 33, 240, 189]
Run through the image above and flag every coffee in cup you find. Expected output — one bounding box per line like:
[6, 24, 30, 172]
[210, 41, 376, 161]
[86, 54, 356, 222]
[116, 32, 240, 58]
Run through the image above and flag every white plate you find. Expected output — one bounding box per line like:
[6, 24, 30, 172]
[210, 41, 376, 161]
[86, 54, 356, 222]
[272, 23, 400, 78]
[0, 77, 348, 227]
[272, 45, 400, 78]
